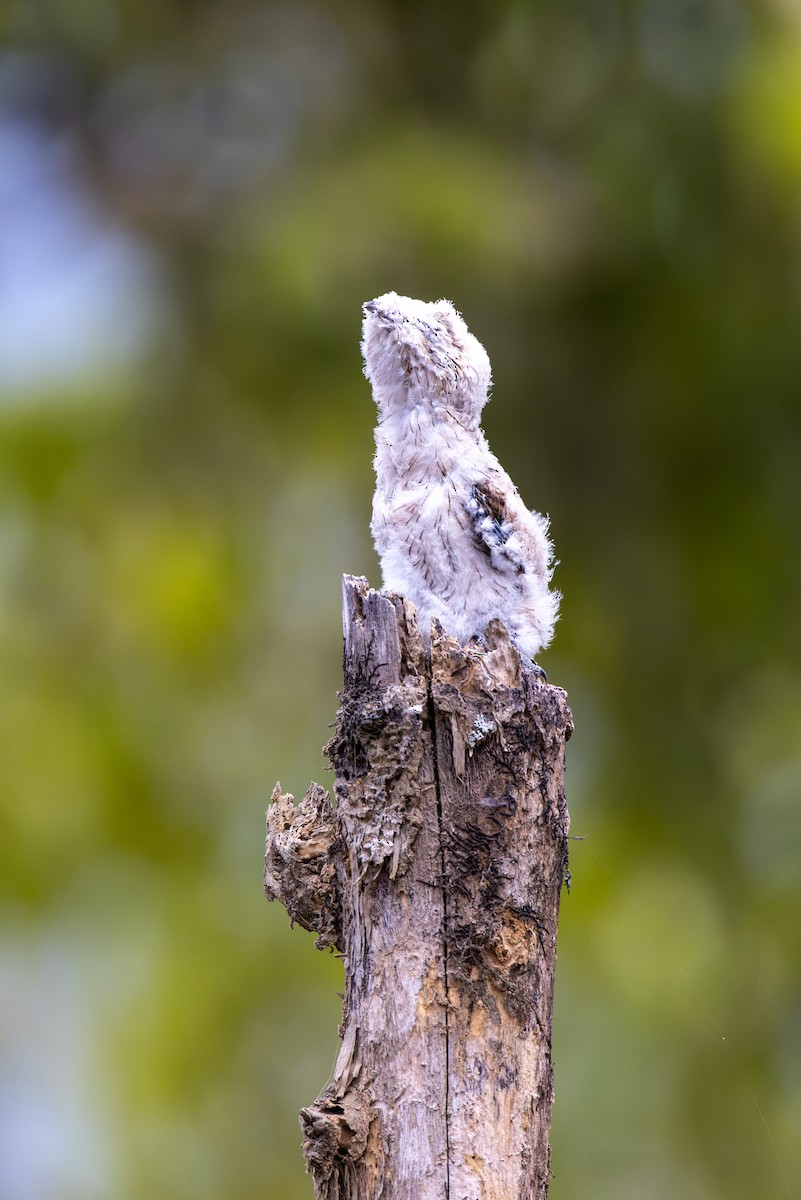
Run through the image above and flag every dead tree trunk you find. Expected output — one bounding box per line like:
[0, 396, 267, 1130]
[265, 575, 572, 1199]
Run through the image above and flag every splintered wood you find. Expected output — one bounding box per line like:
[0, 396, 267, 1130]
[265, 575, 572, 1199]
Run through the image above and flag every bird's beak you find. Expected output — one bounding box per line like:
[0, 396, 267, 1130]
[363, 300, 379, 316]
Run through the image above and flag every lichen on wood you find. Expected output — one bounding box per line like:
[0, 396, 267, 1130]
[265, 575, 572, 1199]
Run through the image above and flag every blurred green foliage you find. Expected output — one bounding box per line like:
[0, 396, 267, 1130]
[1, 1, 800, 1198]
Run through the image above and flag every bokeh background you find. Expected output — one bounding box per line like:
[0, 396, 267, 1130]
[1, 1, 800, 1198]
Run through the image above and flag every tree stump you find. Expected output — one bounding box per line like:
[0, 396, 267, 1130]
[265, 575, 573, 1199]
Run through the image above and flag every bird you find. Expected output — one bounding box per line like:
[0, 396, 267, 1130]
[361, 292, 559, 665]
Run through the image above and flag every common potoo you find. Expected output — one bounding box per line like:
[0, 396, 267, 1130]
[362, 292, 559, 662]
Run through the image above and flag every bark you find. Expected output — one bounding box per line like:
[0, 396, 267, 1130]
[265, 575, 572, 1199]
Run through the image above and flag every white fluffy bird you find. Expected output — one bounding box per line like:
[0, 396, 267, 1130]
[362, 292, 559, 663]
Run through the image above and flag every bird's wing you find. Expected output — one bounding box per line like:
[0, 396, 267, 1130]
[465, 479, 527, 576]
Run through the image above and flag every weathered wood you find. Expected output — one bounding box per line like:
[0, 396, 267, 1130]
[265, 575, 572, 1199]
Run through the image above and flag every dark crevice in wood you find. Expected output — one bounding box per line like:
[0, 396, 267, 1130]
[427, 668, 451, 1200]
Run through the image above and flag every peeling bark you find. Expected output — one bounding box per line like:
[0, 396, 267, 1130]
[265, 575, 572, 1199]
[264, 782, 341, 951]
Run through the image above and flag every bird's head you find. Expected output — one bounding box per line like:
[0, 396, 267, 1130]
[361, 292, 491, 422]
